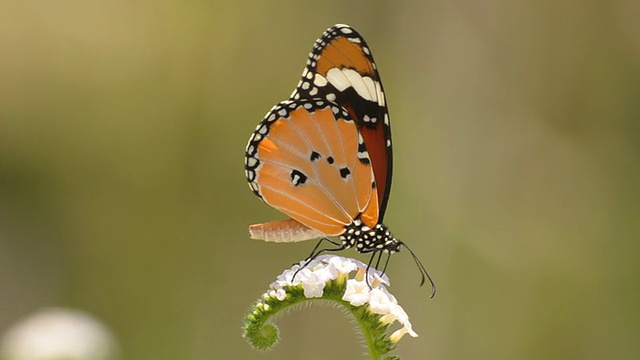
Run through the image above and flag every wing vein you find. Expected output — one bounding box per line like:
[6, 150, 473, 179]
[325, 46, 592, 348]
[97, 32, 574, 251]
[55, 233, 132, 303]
[285, 114, 354, 222]
[258, 182, 350, 227]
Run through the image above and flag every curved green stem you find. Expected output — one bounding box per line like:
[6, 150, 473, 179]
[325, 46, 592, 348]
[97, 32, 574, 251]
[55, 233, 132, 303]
[243, 279, 398, 359]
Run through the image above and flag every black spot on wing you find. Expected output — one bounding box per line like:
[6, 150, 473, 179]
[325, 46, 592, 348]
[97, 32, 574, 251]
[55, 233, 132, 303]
[327, 156, 334, 164]
[290, 169, 308, 186]
[358, 141, 367, 153]
[310, 151, 321, 162]
[340, 167, 351, 179]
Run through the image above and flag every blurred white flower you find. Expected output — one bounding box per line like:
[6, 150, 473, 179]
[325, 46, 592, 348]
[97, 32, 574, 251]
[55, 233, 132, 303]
[266, 288, 287, 301]
[1, 307, 118, 360]
[269, 255, 419, 342]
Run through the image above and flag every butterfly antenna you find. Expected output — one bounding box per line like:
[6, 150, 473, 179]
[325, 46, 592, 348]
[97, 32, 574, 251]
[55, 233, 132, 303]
[400, 242, 436, 298]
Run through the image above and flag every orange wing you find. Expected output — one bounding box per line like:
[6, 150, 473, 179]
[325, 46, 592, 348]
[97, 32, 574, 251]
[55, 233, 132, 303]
[245, 99, 379, 236]
[291, 24, 393, 222]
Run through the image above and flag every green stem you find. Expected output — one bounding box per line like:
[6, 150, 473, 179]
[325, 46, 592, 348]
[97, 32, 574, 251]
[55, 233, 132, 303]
[243, 279, 397, 359]
[352, 304, 382, 360]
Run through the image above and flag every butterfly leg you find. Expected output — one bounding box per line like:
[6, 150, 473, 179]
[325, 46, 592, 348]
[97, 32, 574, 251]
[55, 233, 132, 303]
[374, 251, 383, 269]
[364, 252, 378, 289]
[370, 250, 391, 276]
[292, 238, 347, 281]
[381, 251, 392, 275]
[304, 237, 342, 262]
[362, 249, 390, 288]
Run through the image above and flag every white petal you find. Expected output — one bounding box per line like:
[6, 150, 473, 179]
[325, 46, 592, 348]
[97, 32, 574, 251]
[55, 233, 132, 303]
[342, 279, 370, 306]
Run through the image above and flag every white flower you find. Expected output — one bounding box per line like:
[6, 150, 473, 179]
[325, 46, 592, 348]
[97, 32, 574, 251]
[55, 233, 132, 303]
[342, 279, 370, 306]
[273, 288, 286, 301]
[265, 255, 420, 342]
[368, 288, 394, 315]
[271, 265, 302, 288]
[369, 270, 390, 287]
[326, 256, 359, 278]
[266, 288, 287, 300]
[297, 269, 325, 298]
[390, 326, 418, 343]
[384, 302, 418, 342]
[390, 303, 410, 326]
[0, 308, 118, 360]
[378, 286, 398, 304]
[310, 264, 335, 283]
[270, 256, 363, 293]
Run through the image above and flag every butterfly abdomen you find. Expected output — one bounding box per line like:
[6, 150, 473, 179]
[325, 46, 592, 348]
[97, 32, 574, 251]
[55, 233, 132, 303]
[249, 219, 324, 243]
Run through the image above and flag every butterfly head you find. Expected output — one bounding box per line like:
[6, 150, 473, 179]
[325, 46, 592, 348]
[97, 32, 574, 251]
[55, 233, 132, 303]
[340, 220, 436, 298]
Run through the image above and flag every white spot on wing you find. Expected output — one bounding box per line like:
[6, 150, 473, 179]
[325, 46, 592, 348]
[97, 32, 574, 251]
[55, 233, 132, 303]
[325, 68, 351, 91]
[325, 68, 378, 103]
[314, 73, 328, 87]
[343, 69, 369, 98]
[375, 81, 385, 106]
[361, 76, 377, 102]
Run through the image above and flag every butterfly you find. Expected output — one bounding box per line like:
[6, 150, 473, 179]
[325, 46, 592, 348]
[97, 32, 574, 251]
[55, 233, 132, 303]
[245, 24, 435, 297]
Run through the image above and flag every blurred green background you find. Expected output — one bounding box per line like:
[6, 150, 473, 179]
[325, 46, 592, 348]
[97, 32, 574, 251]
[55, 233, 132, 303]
[1, 1, 639, 359]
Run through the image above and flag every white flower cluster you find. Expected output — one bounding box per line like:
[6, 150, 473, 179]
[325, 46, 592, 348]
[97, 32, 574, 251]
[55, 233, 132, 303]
[265, 255, 418, 343]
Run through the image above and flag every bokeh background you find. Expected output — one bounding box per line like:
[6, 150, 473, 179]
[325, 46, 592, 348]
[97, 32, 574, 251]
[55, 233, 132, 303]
[1, 1, 639, 359]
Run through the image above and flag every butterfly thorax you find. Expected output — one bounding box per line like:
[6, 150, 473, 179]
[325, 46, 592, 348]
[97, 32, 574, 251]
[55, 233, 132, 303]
[340, 219, 402, 254]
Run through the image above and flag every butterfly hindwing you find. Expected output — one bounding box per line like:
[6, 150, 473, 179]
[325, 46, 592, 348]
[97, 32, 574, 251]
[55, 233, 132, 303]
[291, 24, 393, 221]
[245, 99, 380, 237]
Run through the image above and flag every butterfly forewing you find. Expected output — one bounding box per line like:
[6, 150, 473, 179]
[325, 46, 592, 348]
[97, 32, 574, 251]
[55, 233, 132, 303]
[292, 24, 393, 221]
[245, 99, 379, 237]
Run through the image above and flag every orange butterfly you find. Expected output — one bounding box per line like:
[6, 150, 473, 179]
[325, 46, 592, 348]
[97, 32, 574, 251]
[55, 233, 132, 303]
[245, 24, 435, 296]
